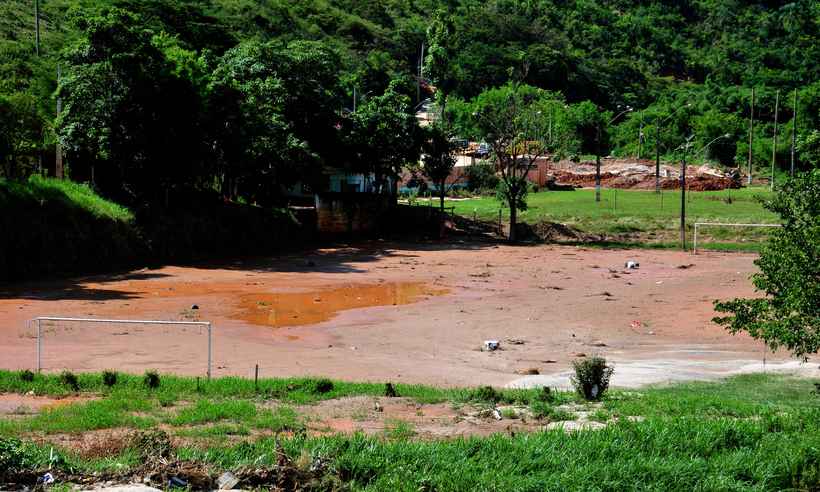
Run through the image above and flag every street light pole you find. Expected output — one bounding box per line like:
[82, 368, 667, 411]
[680, 135, 693, 251]
[596, 107, 631, 202]
[655, 103, 691, 194]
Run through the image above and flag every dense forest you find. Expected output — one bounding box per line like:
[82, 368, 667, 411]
[1, 0, 819, 207]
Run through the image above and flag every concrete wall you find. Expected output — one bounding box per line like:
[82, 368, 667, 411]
[315, 192, 392, 234]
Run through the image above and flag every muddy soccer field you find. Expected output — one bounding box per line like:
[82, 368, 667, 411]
[1, 240, 816, 387]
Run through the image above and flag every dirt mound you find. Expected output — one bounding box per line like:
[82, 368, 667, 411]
[514, 221, 597, 243]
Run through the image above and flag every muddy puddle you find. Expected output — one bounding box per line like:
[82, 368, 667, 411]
[237, 282, 448, 328]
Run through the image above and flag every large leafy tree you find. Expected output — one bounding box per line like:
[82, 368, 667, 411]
[471, 83, 554, 241]
[347, 80, 421, 195]
[0, 93, 42, 179]
[713, 170, 820, 358]
[56, 8, 205, 204]
[420, 123, 458, 212]
[208, 40, 342, 203]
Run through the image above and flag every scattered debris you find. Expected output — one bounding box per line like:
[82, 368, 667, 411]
[574, 353, 587, 358]
[677, 264, 695, 269]
[515, 368, 540, 375]
[624, 260, 639, 269]
[190, 304, 199, 310]
[492, 409, 502, 421]
[216, 472, 239, 490]
[542, 359, 558, 364]
[373, 401, 383, 412]
[483, 340, 500, 352]
[506, 338, 526, 345]
[589, 341, 607, 347]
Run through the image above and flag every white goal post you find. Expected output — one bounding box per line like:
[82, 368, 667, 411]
[30, 317, 213, 378]
[693, 222, 782, 255]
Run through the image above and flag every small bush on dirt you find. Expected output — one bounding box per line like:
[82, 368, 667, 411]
[143, 370, 161, 390]
[384, 382, 398, 398]
[129, 430, 172, 459]
[470, 386, 501, 403]
[312, 378, 334, 394]
[18, 370, 34, 382]
[59, 370, 80, 391]
[530, 401, 576, 422]
[571, 356, 614, 401]
[102, 370, 118, 387]
[536, 386, 555, 403]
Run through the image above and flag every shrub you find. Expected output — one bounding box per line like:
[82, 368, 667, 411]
[0, 437, 35, 479]
[536, 386, 555, 403]
[312, 378, 334, 394]
[143, 370, 161, 389]
[470, 386, 501, 403]
[464, 162, 499, 192]
[571, 356, 614, 401]
[59, 370, 80, 391]
[102, 370, 118, 387]
[384, 382, 398, 398]
[18, 370, 34, 382]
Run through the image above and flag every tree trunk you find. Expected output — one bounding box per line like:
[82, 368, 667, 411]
[438, 178, 446, 212]
[509, 199, 517, 242]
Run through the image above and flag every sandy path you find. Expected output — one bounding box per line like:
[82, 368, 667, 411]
[1, 241, 816, 387]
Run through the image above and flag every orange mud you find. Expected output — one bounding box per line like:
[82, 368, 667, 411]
[236, 282, 448, 328]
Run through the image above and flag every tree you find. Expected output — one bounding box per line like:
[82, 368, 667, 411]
[420, 124, 458, 211]
[208, 40, 342, 203]
[472, 83, 553, 241]
[0, 93, 41, 179]
[347, 80, 421, 195]
[56, 8, 206, 203]
[713, 170, 820, 358]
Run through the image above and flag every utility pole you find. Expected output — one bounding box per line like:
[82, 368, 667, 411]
[747, 87, 754, 185]
[680, 135, 693, 251]
[417, 42, 424, 105]
[771, 90, 779, 190]
[790, 89, 797, 176]
[637, 111, 643, 160]
[655, 124, 661, 193]
[595, 121, 602, 202]
[55, 64, 63, 179]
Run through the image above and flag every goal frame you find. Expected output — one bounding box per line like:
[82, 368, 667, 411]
[30, 316, 213, 378]
[692, 222, 782, 255]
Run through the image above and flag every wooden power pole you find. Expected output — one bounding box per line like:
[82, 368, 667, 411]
[790, 89, 797, 176]
[747, 87, 754, 185]
[770, 90, 779, 190]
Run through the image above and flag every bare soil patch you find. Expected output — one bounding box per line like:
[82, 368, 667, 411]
[1, 241, 814, 387]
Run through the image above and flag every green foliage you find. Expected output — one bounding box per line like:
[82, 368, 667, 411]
[0, 437, 36, 479]
[59, 371, 80, 392]
[18, 370, 34, 383]
[714, 170, 820, 357]
[463, 162, 499, 192]
[420, 124, 458, 210]
[571, 357, 614, 401]
[143, 371, 161, 390]
[102, 370, 118, 387]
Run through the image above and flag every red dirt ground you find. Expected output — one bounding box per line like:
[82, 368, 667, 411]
[1, 241, 816, 387]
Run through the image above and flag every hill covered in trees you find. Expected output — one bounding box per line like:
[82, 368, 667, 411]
[1, 0, 818, 206]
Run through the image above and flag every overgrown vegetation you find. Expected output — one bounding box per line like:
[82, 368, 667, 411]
[0, 370, 819, 489]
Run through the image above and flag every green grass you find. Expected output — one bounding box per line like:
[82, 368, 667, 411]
[2, 370, 819, 490]
[450, 187, 779, 248]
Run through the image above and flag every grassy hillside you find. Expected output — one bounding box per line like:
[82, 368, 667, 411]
[0, 176, 143, 280]
[0, 176, 305, 281]
[1, 370, 818, 490]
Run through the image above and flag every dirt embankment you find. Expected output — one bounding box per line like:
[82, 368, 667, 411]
[548, 158, 742, 191]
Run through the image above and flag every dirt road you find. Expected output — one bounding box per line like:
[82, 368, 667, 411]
[1, 241, 815, 387]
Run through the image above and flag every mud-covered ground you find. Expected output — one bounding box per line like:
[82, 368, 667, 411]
[1, 240, 816, 387]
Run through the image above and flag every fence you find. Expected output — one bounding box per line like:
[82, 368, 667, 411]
[30, 316, 213, 378]
[692, 222, 782, 254]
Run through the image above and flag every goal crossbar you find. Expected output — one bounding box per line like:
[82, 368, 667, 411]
[30, 316, 212, 378]
[693, 222, 782, 255]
